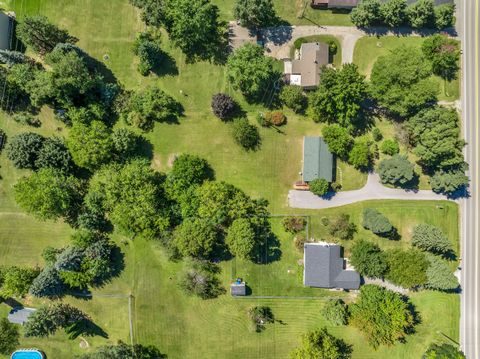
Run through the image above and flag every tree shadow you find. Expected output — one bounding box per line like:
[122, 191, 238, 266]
[151, 51, 179, 77]
[259, 26, 294, 47]
[253, 232, 282, 264]
[66, 318, 108, 339]
[134, 135, 154, 161]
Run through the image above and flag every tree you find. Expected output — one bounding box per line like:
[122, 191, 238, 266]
[248, 306, 275, 332]
[380, 139, 400, 155]
[122, 86, 182, 131]
[234, 0, 277, 29]
[280, 85, 307, 113]
[350, 285, 414, 348]
[24, 303, 89, 337]
[425, 254, 458, 291]
[407, 0, 435, 28]
[290, 328, 352, 359]
[385, 249, 429, 288]
[322, 125, 354, 159]
[0, 50, 29, 67]
[226, 218, 257, 259]
[129, 0, 166, 27]
[370, 46, 436, 118]
[329, 214, 357, 240]
[232, 118, 260, 150]
[0, 318, 19, 355]
[406, 107, 465, 171]
[309, 64, 368, 130]
[89, 160, 171, 239]
[29, 266, 65, 298]
[14, 168, 83, 221]
[362, 208, 394, 237]
[309, 178, 330, 197]
[178, 260, 225, 299]
[422, 35, 460, 81]
[163, 0, 226, 62]
[211, 93, 236, 120]
[350, 0, 382, 27]
[67, 121, 113, 171]
[76, 341, 167, 359]
[322, 299, 349, 326]
[0, 266, 39, 298]
[133, 32, 163, 76]
[350, 239, 388, 278]
[174, 218, 218, 258]
[378, 154, 415, 187]
[6, 132, 45, 170]
[423, 343, 465, 359]
[16, 15, 77, 55]
[36, 137, 73, 173]
[226, 43, 279, 102]
[434, 4, 456, 30]
[111, 128, 139, 159]
[348, 138, 372, 170]
[380, 0, 407, 27]
[430, 170, 469, 194]
[411, 223, 453, 255]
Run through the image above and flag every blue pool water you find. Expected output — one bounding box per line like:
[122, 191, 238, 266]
[11, 351, 43, 359]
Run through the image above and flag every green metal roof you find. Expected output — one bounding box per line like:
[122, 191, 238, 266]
[303, 137, 334, 182]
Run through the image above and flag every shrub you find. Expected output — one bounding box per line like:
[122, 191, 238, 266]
[256, 113, 270, 127]
[12, 112, 41, 127]
[132, 31, 162, 76]
[264, 111, 286, 126]
[329, 214, 357, 240]
[6, 132, 45, 169]
[282, 216, 306, 233]
[248, 306, 275, 332]
[0, 266, 40, 298]
[350, 239, 388, 278]
[0, 318, 19, 355]
[211, 93, 236, 120]
[362, 208, 394, 237]
[328, 40, 337, 55]
[309, 178, 330, 196]
[279, 85, 306, 113]
[29, 266, 65, 298]
[178, 260, 225, 299]
[411, 223, 453, 255]
[321, 299, 348, 326]
[291, 328, 352, 359]
[380, 139, 400, 155]
[372, 127, 383, 141]
[294, 234, 307, 252]
[232, 118, 260, 150]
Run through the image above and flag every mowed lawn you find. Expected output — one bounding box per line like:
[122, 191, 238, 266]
[353, 36, 460, 101]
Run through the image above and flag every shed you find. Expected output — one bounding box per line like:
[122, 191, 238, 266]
[302, 136, 334, 183]
[230, 281, 246, 296]
[7, 307, 36, 325]
[303, 242, 360, 290]
[311, 0, 359, 9]
[0, 12, 14, 50]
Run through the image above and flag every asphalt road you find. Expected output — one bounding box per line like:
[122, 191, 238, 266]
[459, 0, 480, 357]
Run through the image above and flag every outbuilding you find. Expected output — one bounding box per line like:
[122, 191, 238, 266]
[0, 12, 14, 50]
[230, 279, 247, 296]
[302, 136, 334, 183]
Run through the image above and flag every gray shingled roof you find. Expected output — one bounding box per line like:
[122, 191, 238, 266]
[0, 12, 14, 50]
[291, 42, 329, 89]
[328, 0, 359, 7]
[231, 282, 246, 296]
[303, 137, 334, 183]
[303, 243, 360, 290]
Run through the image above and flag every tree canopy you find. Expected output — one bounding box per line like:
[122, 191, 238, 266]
[378, 154, 415, 187]
[174, 219, 218, 259]
[232, 118, 260, 150]
[425, 254, 458, 291]
[225, 218, 257, 259]
[290, 328, 352, 359]
[350, 239, 388, 278]
[411, 223, 453, 255]
[0, 318, 19, 355]
[234, 0, 277, 29]
[350, 0, 382, 27]
[309, 64, 368, 130]
[322, 125, 354, 159]
[407, 0, 435, 29]
[423, 343, 465, 359]
[385, 249, 429, 288]
[321, 299, 349, 326]
[422, 35, 460, 81]
[6, 132, 45, 170]
[350, 285, 414, 348]
[29, 266, 65, 298]
[280, 85, 307, 114]
[380, 0, 407, 27]
[0, 266, 39, 298]
[362, 208, 394, 237]
[76, 341, 167, 359]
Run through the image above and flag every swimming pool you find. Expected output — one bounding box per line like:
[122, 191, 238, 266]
[11, 350, 44, 359]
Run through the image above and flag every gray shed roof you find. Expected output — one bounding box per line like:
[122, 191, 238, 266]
[231, 282, 246, 296]
[303, 243, 360, 290]
[7, 307, 36, 325]
[303, 136, 334, 183]
[0, 12, 14, 50]
[328, 0, 359, 7]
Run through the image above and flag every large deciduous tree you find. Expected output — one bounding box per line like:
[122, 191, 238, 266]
[234, 0, 277, 29]
[422, 35, 460, 81]
[350, 239, 388, 278]
[370, 46, 437, 118]
[385, 249, 429, 288]
[434, 4, 456, 30]
[423, 343, 465, 359]
[16, 15, 77, 55]
[350, 0, 382, 27]
[380, 0, 407, 27]
[0, 266, 39, 298]
[322, 125, 354, 159]
[174, 219, 218, 258]
[225, 218, 257, 259]
[407, 0, 435, 29]
[226, 43, 279, 102]
[309, 64, 368, 130]
[290, 328, 352, 359]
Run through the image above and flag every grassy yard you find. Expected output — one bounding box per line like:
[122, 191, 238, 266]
[353, 36, 460, 102]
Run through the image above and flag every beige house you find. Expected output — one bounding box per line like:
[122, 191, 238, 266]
[283, 42, 329, 90]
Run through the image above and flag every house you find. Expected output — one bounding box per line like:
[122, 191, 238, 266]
[0, 11, 14, 50]
[311, 0, 359, 9]
[230, 279, 246, 296]
[303, 242, 360, 290]
[7, 307, 36, 325]
[302, 136, 334, 183]
[284, 42, 329, 90]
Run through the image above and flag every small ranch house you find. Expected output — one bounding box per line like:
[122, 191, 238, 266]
[284, 42, 329, 90]
[0, 11, 14, 50]
[302, 136, 334, 183]
[303, 242, 360, 290]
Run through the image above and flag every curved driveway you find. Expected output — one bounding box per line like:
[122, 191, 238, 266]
[288, 173, 454, 209]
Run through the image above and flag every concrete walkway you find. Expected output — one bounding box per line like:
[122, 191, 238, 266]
[288, 173, 454, 209]
[260, 25, 458, 63]
[363, 277, 408, 295]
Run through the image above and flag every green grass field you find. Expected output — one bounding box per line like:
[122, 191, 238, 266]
[353, 36, 461, 102]
[0, 1, 460, 358]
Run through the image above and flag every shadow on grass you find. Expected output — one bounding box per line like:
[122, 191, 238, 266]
[151, 51, 179, 77]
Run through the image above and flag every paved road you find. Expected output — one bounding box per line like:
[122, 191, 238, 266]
[288, 173, 453, 209]
[459, 0, 480, 357]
